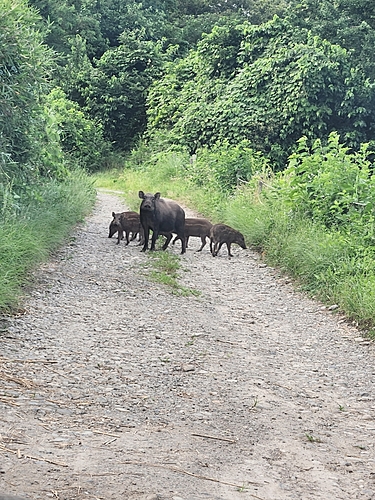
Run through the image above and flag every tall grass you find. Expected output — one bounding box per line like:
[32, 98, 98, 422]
[0, 171, 96, 312]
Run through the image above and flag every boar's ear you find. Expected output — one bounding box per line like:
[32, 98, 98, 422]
[112, 212, 116, 217]
[154, 192, 161, 199]
[139, 190, 145, 199]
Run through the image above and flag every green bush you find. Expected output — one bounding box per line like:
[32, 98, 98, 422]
[46, 88, 113, 172]
[280, 132, 375, 235]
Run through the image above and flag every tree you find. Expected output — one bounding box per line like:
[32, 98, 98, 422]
[81, 33, 163, 149]
[289, 0, 375, 80]
[29, 0, 107, 60]
[0, 0, 54, 174]
[146, 16, 375, 167]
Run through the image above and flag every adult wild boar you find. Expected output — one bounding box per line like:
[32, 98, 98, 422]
[108, 211, 141, 245]
[210, 223, 246, 257]
[172, 218, 213, 252]
[138, 191, 186, 254]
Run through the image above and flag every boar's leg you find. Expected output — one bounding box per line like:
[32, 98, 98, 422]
[117, 229, 124, 245]
[150, 228, 159, 251]
[197, 236, 207, 252]
[176, 229, 186, 254]
[161, 233, 173, 251]
[125, 230, 131, 245]
[226, 242, 233, 257]
[138, 227, 145, 246]
[141, 226, 150, 252]
[171, 235, 188, 249]
[213, 241, 224, 256]
[212, 241, 218, 256]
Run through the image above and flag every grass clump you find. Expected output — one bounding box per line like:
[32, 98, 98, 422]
[144, 247, 200, 297]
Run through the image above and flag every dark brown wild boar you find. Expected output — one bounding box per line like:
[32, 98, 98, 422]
[172, 218, 213, 251]
[210, 223, 246, 257]
[139, 191, 186, 253]
[108, 211, 141, 245]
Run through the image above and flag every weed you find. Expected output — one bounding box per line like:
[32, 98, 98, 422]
[305, 433, 322, 443]
[251, 396, 258, 409]
[237, 484, 248, 492]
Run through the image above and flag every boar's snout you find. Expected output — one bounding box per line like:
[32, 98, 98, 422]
[141, 200, 153, 211]
[109, 212, 122, 238]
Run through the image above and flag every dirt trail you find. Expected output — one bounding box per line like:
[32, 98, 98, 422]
[1, 190, 375, 500]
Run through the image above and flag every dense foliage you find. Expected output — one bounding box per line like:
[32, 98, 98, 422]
[15, 0, 374, 168]
[0, 0, 98, 311]
[291, 0, 375, 80]
[28, 0, 293, 153]
[281, 133, 375, 232]
[0, 0, 111, 209]
[147, 16, 375, 167]
[1, 0, 55, 179]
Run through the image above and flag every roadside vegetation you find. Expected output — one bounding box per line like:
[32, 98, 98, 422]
[0, 173, 96, 311]
[2, 0, 375, 333]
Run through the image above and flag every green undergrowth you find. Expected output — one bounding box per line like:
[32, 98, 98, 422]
[0, 172, 96, 312]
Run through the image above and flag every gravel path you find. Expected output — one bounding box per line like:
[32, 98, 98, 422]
[1, 189, 375, 500]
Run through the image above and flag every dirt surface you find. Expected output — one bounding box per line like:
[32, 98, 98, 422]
[1, 189, 375, 500]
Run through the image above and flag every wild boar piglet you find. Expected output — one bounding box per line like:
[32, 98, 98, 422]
[210, 223, 246, 257]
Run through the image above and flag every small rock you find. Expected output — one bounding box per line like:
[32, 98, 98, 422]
[328, 304, 339, 311]
[181, 364, 195, 372]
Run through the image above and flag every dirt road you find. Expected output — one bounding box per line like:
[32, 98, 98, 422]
[1, 190, 375, 500]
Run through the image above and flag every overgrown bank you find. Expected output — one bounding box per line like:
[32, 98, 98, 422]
[0, 172, 96, 312]
[95, 132, 375, 333]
